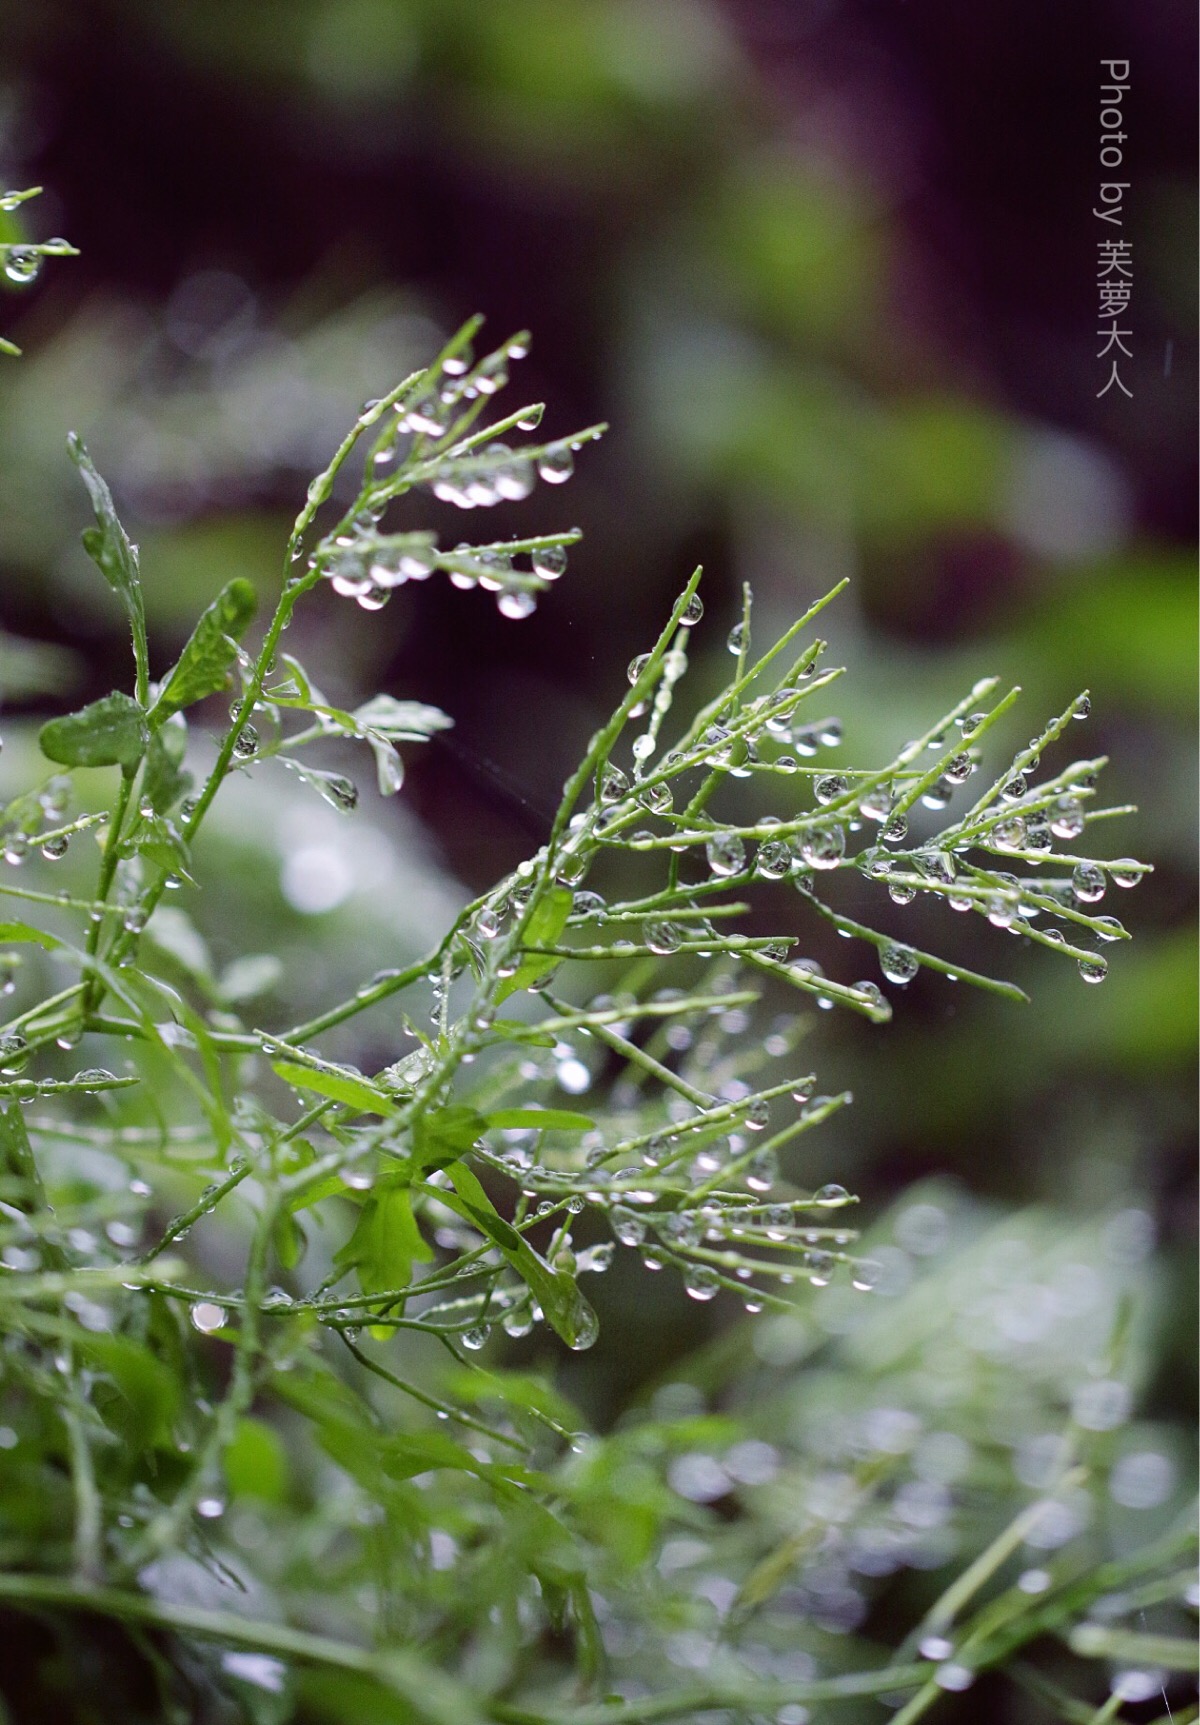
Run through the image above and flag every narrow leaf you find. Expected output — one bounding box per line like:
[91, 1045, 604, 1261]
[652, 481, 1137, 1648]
[443, 1162, 598, 1350]
[67, 434, 148, 698]
[271, 1060, 397, 1116]
[485, 1108, 594, 1132]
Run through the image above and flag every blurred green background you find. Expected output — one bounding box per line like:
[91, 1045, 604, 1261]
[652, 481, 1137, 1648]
[0, 0, 1194, 1444]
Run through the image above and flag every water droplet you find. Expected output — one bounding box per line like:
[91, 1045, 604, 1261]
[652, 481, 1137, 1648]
[476, 906, 501, 940]
[0, 1031, 28, 1072]
[683, 1265, 720, 1301]
[755, 839, 792, 880]
[919, 1635, 954, 1662]
[814, 774, 848, 805]
[992, 816, 1026, 852]
[1050, 797, 1085, 839]
[537, 448, 574, 484]
[1092, 915, 1125, 942]
[644, 920, 684, 955]
[706, 832, 745, 877]
[1073, 695, 1091, 719]
[3, 248, 41, 286]
[232, 724, 259, 759]
[858, 788, 892, 823]
[39, 834, 69, 861]
[746, 1150, 777, 1191]
[1109, 858, 1141, 889]
[532, 544, 567, 580]
[814, 1183, 850, 1205]
[1071, 861, 1105, 903]
[888, 879, 917, 906]
[679, 593, 704, 628]
[1077, 955, 1108, 984]
[600, 764, 629, 804]
[2, 834, 27, 865]
[726, 622, 746, 655]
[190, 1301, 226, 1334]
[568, 1302, 600, 1350]
[985, 894, 1017, 928]
[881, 814, 908, 846]
[611, 1205, 646, 1247]
[461, 1324, 490, 1351]
[796, 826, 845, 871]
[497, 589, 537, 620]
[196, 1496, 226, 1520]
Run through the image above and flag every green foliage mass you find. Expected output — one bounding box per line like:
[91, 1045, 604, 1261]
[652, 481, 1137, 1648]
[0, 195, 1193, 1725]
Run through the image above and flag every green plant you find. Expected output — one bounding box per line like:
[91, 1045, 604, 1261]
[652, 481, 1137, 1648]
[0, 206, 1193, 1725]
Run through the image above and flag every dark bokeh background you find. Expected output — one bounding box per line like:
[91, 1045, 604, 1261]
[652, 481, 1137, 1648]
[0, 0, 1195, 1407]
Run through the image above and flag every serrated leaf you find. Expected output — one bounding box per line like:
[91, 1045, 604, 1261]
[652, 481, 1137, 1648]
[152, 577, 257, 720]
[39, 691, 148, 770]
[412, 1105, 486, 1172]
[271, 1059, 397, 1116]
[68, 434, 148, 695]
[333, 1180, 432, 1294]
[353, 695, 453, 740]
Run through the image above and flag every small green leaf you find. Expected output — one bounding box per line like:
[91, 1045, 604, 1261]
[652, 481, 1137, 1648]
[442, 1162, 598, 1350]
[0, 920, 66, 953]
[496, 885, 573, 1003]
[412, 1104, 485, 1172]
[39, 691, 148, 770]
[141, 712, 191, 812]
[271, 1060, 397, 1117]
[68, 434, 149, 698]
[152, 577, 258, 721]
[485, 1108, 594, 1132]
[334, 1180, 432, 1294]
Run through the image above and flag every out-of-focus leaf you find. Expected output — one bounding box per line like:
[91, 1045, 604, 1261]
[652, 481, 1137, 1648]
[67, 433, 148, 693]
[224, 1414, 289, 1502]
[84, 1334, 179, 1450]
[38, 691, 148, 770]
[152, 577, 257, 720]
[219, 953, 282, 1002]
